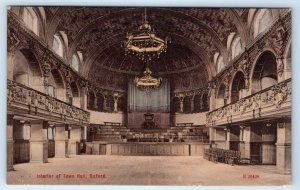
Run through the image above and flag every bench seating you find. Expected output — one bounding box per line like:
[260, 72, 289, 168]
[104, 122, 122, 126]
[203, 148, 241, 165]
[176, 123, 193, 127]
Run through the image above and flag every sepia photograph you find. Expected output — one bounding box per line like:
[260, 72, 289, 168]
[6, 6, 292, 186]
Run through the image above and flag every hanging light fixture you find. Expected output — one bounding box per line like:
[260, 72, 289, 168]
[134, 65, 162, 90]
[122, 8, 170, 90]
[123, 8, 169, 62]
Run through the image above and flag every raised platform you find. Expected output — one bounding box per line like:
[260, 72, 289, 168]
[88, 124, 209, 143]
[86, 142, 210, 156]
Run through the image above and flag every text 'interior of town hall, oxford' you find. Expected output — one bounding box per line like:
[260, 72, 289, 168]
[6, 7, 292, 185]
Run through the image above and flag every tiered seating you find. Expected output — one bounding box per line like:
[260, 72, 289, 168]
[203, 148, 241, 165]
[88, 124, 130, 142]
[88, 123, 209, 143]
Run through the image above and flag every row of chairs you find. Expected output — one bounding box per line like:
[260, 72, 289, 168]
[204, 148, 241, 165]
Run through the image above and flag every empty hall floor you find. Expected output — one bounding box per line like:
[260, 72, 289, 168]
[7, 155, 291, 186]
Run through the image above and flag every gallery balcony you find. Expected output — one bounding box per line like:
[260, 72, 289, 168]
[206, 78, 291, 126]
[7, 79, 90, 125]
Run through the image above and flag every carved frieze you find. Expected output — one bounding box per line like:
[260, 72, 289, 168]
[207, 79, 291, 126]
[7, 79, 90, 123]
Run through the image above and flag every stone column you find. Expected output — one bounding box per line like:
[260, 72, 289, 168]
[225, 128, 230, 150]
[261, 124, 276, 164]
[209, 127, 216, 146]
[55, 124, 69, 158]
[240, 126, 251, 160]
[113, 98, 118, 112]
[68, 126, 82, 155]
[7, 115, 14, 171]
[214, 128, 226, 149]
[179, 97, 184, 113]
[276, 120, 291, 174]
[209, 89, 216, 111]
[29, 120, 48, 163]
[83, 126, 87, 140]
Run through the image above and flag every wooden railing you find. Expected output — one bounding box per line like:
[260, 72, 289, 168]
[206, 79, 291, 126]
[7, 80, 90, 125]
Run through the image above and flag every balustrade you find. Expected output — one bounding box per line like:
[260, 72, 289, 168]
[207, 79, 291, 126]
[7, 80, 90, 124]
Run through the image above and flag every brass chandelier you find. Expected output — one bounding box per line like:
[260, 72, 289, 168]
[122, 8, 169, 90]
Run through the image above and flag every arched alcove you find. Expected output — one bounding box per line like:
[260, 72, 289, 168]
[193, 94, 201, 112]
[97, 94, 105, 111]
[216, 83, 227, 108]
[117, 96, 126, 112]
[13, 51, 31, 86]
[51, 69, 65, 101]
[231, 71, 246, 103]
[88, 91, 95, 110]
[183, 96, 191, 113]
[105, 95, 114, 112]
[252, 51, 277, 93]
[70, 82, 80, 107]
[13, 49, 43, 92]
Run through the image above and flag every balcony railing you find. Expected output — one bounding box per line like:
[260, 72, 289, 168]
[7, 80, 90, 124]
[206, 78, 291, 126]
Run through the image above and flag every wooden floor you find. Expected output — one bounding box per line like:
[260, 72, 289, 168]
[7, 155, 291, 185]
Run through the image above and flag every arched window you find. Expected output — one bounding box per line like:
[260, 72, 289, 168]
[231, 37, 242, 59]
[254, 9, 272, 38]
[214, 52, 225, 73]
[217, 55, 225, 73]
[23, 7, 38, 35]
[71, 54, 80, 72]
[52, 35, 64, 57]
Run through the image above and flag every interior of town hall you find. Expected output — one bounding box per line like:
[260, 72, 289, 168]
[6, 7, 292, 185]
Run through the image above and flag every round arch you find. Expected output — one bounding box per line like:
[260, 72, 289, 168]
[96, 93, 105, 112]
[216, 83, 228, 108]
[50, 69, 66, 101]
[230, 71, 246, 103]
[69, 81, 81, 107]
[87, 90, 96, 110]
[193, 94, 202, 112]
[117, 96, 126, 112]
[13, 48, 44, 92]
[251, 51, 277, 94]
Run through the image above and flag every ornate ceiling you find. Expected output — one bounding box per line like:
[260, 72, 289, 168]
[44, 7, 249, 91]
